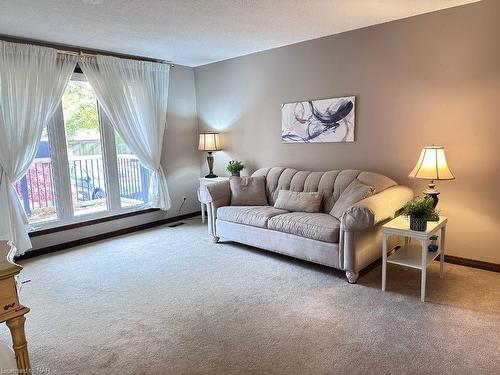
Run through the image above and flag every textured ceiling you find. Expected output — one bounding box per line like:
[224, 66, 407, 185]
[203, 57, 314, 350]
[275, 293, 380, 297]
[0, 0, 479, 67]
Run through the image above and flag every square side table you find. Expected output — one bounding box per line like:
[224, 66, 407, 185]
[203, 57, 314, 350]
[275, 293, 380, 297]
[382, 216, 447, 302]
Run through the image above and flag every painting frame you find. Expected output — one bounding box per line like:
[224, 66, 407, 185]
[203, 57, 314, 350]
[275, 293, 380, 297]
[281, 96, 356, 143]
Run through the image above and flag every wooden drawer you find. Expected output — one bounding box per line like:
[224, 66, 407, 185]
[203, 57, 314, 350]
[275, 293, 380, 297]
[0, 278, 19, 314]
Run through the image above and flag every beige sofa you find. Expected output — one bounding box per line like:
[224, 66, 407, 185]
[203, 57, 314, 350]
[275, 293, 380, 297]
[199, 167, 413, 283]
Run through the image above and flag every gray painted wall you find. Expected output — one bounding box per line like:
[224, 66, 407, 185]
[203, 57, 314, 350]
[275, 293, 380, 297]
[194, 0, 500, 264]
[31, 65, 200, 250]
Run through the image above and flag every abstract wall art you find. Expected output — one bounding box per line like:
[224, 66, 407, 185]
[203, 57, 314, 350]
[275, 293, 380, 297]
[281, 96, 355, 143]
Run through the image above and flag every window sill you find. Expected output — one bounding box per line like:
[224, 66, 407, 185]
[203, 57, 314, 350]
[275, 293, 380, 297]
[29, 207, 160, 237]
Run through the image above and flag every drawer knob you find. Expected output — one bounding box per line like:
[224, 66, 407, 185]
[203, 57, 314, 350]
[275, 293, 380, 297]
[3, 302, 15, 311]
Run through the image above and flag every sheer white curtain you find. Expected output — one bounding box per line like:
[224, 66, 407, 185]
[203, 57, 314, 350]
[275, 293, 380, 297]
[0, 42, 77, 255]
[79, 55, 171, 210]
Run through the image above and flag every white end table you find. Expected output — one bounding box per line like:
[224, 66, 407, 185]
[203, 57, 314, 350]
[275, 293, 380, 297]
[382, 216, 447, 302]
[199, 177, 229, 223]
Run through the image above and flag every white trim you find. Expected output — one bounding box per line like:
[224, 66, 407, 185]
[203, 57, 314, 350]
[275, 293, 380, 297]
[49, 104, 74, 221]
[99, 109, 121, 212]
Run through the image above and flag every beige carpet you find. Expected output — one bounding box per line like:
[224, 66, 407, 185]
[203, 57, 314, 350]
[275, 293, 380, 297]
[1, 218, 499, 374]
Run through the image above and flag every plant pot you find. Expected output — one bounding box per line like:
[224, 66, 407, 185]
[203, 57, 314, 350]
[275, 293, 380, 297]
[231, 172, 240, 177]
[410, 216, 427, 232]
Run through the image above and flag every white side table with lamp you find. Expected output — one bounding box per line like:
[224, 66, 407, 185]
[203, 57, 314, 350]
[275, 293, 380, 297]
[198, 132, 228, 223]
[382, 145, 455, 302]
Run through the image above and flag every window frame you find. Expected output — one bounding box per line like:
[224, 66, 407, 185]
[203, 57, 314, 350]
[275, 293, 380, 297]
[26, 72, 150, 232]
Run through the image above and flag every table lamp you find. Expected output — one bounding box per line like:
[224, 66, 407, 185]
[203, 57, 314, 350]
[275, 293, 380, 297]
[198, 132, 221, 178]
[408, 145, 455, 207]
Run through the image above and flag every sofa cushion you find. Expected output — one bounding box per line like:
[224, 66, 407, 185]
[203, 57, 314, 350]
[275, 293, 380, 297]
[274, 190, 323, 213]
[217, 206, 288, 228]
[268, 212, 341, 243]
[230, 176, 268, 206]
[330, 179, 375, 219]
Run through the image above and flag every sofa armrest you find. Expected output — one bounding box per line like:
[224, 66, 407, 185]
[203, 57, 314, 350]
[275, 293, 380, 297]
[198, 181, 231, 238]
[198, 180, 231, 206]
[341, 185, 414, 232]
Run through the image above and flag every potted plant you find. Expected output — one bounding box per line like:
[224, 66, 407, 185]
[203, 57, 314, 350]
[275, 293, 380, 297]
[226, 160, 244, 177]
[401, 196, 438, 231]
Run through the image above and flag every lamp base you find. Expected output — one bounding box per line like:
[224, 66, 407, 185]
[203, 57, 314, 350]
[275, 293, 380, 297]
[205, 151, 217, 178]
[423, 180, 439, 208]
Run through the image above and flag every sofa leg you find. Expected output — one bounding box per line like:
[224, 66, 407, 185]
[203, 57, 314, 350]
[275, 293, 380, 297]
[346, 271, 359, 284]
[211, 235, 220, 243]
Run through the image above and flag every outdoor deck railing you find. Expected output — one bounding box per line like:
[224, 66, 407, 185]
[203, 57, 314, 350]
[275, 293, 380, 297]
[15, 155, 148, 216]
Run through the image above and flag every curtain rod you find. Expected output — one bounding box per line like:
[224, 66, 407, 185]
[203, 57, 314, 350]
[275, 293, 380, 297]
[57, 49, 175, 67]
[57, 49, 174, 67]
[0, 34, 174, 67]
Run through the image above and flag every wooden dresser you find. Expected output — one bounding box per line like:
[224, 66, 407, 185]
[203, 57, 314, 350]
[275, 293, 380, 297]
[0, 241, 31, 373]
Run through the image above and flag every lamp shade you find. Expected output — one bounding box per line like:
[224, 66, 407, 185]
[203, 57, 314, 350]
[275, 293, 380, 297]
[198, 133, 221, 151]
[409, 145, 455, 180]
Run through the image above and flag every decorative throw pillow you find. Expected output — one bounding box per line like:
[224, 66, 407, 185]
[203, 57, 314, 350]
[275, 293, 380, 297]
[230, 176, 268, 206]
[330, 179, 375, 219]
[274, 190, 323, 213]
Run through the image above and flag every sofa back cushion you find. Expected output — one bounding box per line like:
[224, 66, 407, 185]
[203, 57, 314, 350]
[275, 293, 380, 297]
[329, 179, 375, 219]
[274, 190, 323, 213]
[230, 176, 268, 206]
[252, 167, 396, 213]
